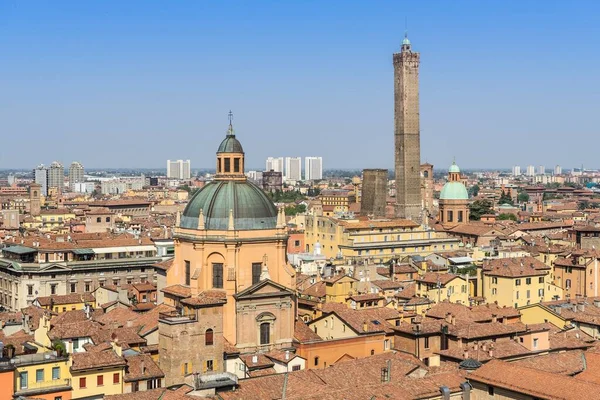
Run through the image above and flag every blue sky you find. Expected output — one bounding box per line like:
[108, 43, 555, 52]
[1, 1, 599, 170]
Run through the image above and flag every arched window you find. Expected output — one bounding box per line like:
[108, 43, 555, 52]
[96, 217, 101, 223]
[260, 322, 270, 345]
[205, 329, 214, 346]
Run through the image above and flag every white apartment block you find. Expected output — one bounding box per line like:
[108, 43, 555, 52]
[167, 159, 191, 180]
[285, 157, 302, 181]
[526, 165, 535, 177]
[266, 157, 284, 173]
[305, 157, 323, 181]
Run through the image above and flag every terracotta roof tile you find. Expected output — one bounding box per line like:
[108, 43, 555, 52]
[71, 349, 126, 372]
[469, 359, 600, 400]
[35, 293, 95, 306]
[294, 320, 322, 342]
[124, 354, 164, 382]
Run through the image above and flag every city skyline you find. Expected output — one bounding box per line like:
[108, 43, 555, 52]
[2, 2, 600, 170]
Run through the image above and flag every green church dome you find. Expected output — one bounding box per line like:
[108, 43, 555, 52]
[448, 162, 460, 173]
[217, 135, 244, 153]
[181, 180, 278, 230]
[440, 182, 469, 200]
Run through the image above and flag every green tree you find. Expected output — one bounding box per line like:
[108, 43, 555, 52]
[579, 200, 590, 211]
[284, 204, 307, 216]
[469, 199, 494, 221]
[468, 184, 480, 198]
[497, 213, 517, 221]
[517, 192, 530, 203]
[498, 190, 513, 206]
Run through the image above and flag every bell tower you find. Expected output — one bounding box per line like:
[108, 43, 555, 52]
[394, 33, 422, 222]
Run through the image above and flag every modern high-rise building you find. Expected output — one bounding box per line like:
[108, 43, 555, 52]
[304, 157, 323, 181]
[512, 166, 521, 176]
[69, 161, 85, 191]
[33, 165, 48, 196]
[167, 160, 191, 180]
[537, 165, 545, 175]
[265, 157, 284, 173]
[554, 165, 562, 175]
[48, 161, 64, 193]
[526, 165, 535, 177]
[393, 34, 422, 222]
[284, 157, 302, 181]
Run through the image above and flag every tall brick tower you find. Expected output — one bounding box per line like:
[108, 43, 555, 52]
[394, 33, 422, 222]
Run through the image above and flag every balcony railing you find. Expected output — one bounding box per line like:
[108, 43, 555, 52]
[15, 378, 71, 395]
[159, 311, 197, 324]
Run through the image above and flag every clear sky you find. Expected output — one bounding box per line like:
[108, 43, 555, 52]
[1, 1, 599, 171]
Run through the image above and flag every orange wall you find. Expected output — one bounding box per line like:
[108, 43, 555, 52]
[287, 232, 305, 254]
[0, 369, 14, 399]
[295, 333, 388, 369]
[34, 390, 72, 400]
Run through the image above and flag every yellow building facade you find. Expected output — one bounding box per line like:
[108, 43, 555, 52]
[415, 273, 469, 305]
[479, 257, 564, 308]
[14, 353, 72, 400]
[305, 215, 461, 263]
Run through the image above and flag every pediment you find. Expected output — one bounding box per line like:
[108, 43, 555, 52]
[39, 263, 71, 272]
[235, 279, 294, 300]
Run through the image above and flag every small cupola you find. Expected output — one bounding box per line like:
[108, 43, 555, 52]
[215, 111, 246, 181]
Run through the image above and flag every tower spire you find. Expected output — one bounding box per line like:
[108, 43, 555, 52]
[227, 110, 234, 136]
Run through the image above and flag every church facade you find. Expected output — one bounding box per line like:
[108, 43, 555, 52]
[159, 115, 296, 385]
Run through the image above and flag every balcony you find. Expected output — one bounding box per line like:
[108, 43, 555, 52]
[158, 310, 197, 324]
[15, 378, 71, 397]
[193, 372, 238, 390]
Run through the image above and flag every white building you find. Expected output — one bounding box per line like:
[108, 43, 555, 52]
[285, 157, 302, 181]
[266, 157, 284, 173]
[73, 182, 95, 194]
[167, 159, 191, 180]
[512, 166, 521, 176]
[305, 157, 323, 181]
[69, 161, 85, 191]
[246, 171, 263, 184]
[537, 165, 545, 175]
[101, 179, 144, 195]
[48, 161, 64, 193]
[33, 165, 48, 196]
[526, 165, 535, 177]
[554, 165, 562, 175]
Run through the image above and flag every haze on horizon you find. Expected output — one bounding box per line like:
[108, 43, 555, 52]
[1, 1, 599, 171]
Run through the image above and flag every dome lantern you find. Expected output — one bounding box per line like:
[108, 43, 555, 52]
[215, 111, 246, 181]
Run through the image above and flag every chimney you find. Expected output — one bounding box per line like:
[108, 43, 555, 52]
[439, 386, 451, 400]
[463, 350, 469, 359]
[491, 314, 497, 323]
[482, 343, 487, 352]
[489, 349, 494, 358]
[285, 351, 290, 361]
[363, 321, 369, 332]
[473, 342, 478, 351]
[445, 313, 452, 324]
[451, 315, 456, 326]
[594, 299, 600, 308]
[460, 382, 472, 400]
[578, 303, 585, 312]
[252, 355, 258, 364]
[141, 359, 146, 375]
